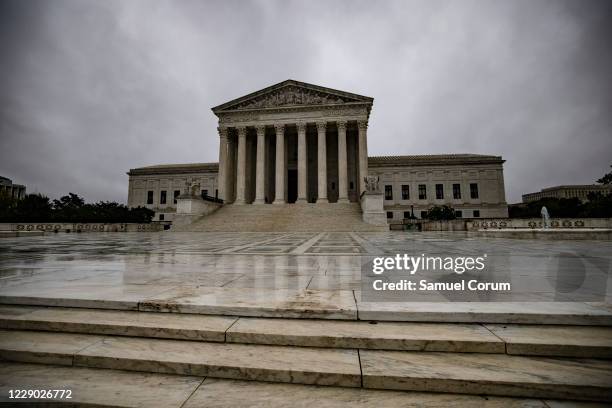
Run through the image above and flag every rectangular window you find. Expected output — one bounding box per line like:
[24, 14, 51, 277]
[470, 183, 479, 199]
[455, 210, 462, 218]
[350, 181, 354, 190]
[201, 189, 208, 199]
[418, 184, 427, 200]
[386, 211, 393, 219]
[147, 191, 153, 205]
[160, 190, 167, 204]
[453, 184, 461, 199]
[159, 214, 165, 221]
[173, 190, 180, 204]
[403, 211, 411, 219]
[473, 210, 480, 218]
[420, 210, 428, 219]
[401, 185, 410, 200]
[435, 184, 444, 200]
[215, 189, 218, 198]
[385, 185, 393, 200]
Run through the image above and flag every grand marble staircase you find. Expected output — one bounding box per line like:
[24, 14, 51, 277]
[1, 303, 611, 406]
[175, 202, 388, 232]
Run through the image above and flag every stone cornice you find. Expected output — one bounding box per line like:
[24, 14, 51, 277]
[368, 155, 505, 168]
[127, 163, 219, 176]
[217, 103, 370, 126]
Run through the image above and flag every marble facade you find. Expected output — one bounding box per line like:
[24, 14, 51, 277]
[127, 80, 508, 221]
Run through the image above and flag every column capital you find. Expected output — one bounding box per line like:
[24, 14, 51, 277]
[336, 120, 347, 132]
[274, 123, 285, 134]
[255, 124, 266, 135]
[237, 126, 247, 136]
[217, 126, 229, 138]
[357, 120, 368, 131]
[316, 121, 327, 132]
[296, 122, 307, 133]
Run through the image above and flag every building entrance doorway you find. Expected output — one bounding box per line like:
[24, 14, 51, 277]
[287, 169, 297, 203]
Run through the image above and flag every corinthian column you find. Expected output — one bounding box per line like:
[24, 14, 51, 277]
[217, 126, 229, 203]
[296, 122, 307, 204]
[337, 121, 349, 203]
[316, 121, 328, 203]
[358, 120, 369, 195]
[254, 125, 266, 204]
[235, 126, 247, 204]
[273, 123, 285, 204]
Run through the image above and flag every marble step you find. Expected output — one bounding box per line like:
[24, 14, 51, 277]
[3, 306, 612, 357]
[0, 330, 362, 387]
[360, 350, 612, 402]
[2, 288, 611, 325]
[1, 330, 611, 401]
[4, 363, 605, 408]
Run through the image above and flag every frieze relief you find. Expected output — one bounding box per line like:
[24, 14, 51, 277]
[218, 105, 368, 126]
[229, 86, 356, 110]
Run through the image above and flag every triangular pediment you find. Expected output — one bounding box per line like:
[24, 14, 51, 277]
[212, 80, 373, 113]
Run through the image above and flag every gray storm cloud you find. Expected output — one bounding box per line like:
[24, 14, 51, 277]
[1, 0, 611, 203]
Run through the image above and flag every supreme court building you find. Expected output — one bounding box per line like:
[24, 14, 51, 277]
[127, 80, 509, 223]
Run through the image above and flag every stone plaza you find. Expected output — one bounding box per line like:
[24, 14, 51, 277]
[1, 231, 611, 406]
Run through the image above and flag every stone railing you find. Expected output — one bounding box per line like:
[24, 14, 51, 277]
[467, 218, 612, 231]
[0, 223, 162, 233]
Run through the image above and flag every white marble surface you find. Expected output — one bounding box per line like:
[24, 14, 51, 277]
[227, 317, 504, 352]
[140, 286, 358, 319]
[0, 329, 103, 365]
[0, 362, 203, 407]
[357, 301, 612, 325]
[485, 324, 612, 358]
[0, 305, 237, 341]
[360, 350, 612, 401]
[184, 377, 549, 408]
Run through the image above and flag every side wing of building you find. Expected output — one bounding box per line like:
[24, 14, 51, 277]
[126, 163, 219, 221]
[368, 154, 508, 220]
[126, 154, 508, 222]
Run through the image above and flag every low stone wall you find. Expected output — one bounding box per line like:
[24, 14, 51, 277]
[467, 218, 612, 231]
[420, 220, 468, 231]
[472, 229, 612, 240]
[0, 223, 162, 233]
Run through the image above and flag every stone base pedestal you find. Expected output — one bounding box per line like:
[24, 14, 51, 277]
[360, 193, 387, 226]
[173, 195, 222, 228]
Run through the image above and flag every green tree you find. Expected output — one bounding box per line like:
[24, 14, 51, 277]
[424, 205, 456, 220]
[0, 190, 17, 222]
[596, 165, 612, 185]
[12, 194, 52, 222]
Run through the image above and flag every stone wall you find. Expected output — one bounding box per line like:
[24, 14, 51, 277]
[467, 218, 612, 231]
[0, 223, 162, 233]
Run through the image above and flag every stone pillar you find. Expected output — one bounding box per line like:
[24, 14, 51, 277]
[316, 121, 328, 203]
[235, 126, 247, 204]
[217, 126, 229, 203]
[254, 125, 266, 204]
[273, 123, 285, 204]
[337, 121, 349, 203]
[296, 122, 307, 204]
[358, 120, 369, 195]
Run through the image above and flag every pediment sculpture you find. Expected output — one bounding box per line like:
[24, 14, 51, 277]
[232, 86, 353, 110]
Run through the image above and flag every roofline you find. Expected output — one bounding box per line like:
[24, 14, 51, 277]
[211, 79, 373, 114]
[368, 155, 505, 167]
[127, 163, 219, 176]
[523, 184, 612, 195]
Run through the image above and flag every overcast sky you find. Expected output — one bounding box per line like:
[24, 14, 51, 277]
[1, 0, 610, 204]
